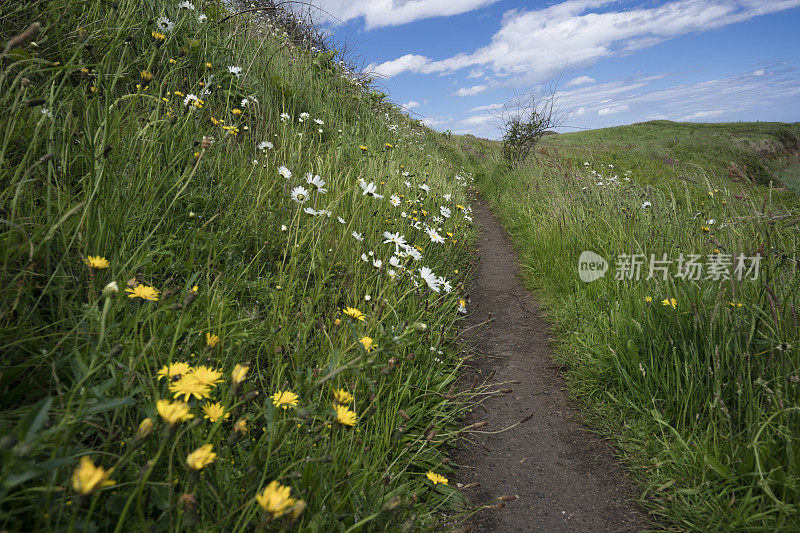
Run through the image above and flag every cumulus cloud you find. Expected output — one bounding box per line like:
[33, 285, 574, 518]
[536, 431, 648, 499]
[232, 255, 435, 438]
[310, 0, 500, 29]
[678, 109, 726, 120]
[373, 0, 800, 80]
[455, 84, 488, 96]
[403, 100, 421, 108]
[753, 69, 766, 76]
[566, 75, 596, 87]
[598, 104, 629, 116]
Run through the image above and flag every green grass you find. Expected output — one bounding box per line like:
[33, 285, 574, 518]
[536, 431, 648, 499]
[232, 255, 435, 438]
[0, 1, 481, 530]
[450, 122, 800, 530]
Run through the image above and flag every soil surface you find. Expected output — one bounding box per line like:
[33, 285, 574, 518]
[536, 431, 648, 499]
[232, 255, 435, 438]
[452, 197, 650, 532]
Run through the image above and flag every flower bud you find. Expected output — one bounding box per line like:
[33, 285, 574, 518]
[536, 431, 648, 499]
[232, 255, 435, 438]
[102, 281, 119, 297]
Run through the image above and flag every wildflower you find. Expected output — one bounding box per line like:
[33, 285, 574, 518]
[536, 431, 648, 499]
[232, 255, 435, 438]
[419, 267, 441, 293]
[157, 399, 194, 425]
[343, 307, 366, 321]
[333, 388, 354, 404]
[457, 299, 467, 314]
[198, 14, 207, 23]
[140, 70, 153, 81]
[426, 228, 444, 243]
[314, 118, 324, 125]
[425, 471, 448, 485]
[335, 404, 357, 426]
[299, 112, 310, 121]
[256, 481, 298, 518]
[183, 93, 201, 106]
[382, 231, 407, 249]
[257, 141, 274, 150]
[190, 365, 224, 387]
[233, 418, 248, 434]
[359, 336, 376, 352]
[125, 284, 160, 301]
[385, 142, 393, 148]
[157, 362, 192, 381]
[642, 201, 652, 209]
[358, 145, 368, 152]
[645, 296, 652, 303]
[186, 444, 216, 471]
[231, 364, 249, 385]
[439, 206, 451, 218]
[178, 0, 195, 10]
[202, 402, 229, 422]
[444, 194, 452, 201]
[337, 216, 346, 224]
[280, 113, 290, 122]
[661, 298, 677, 309]
[135, 418, 155, 440]
[372, 258, 383, 269]
[84, 255, 110, 269]
[228, 66, 242, 77]
[271, 390, 299, 409]
[360, 181, 383, 199]
[305, 173, 327, 194]
[390, 195, 401, 207]
[278, 166, 292, 179]
[419, 184, 431, 193]
[156, 16, 174, 32]
[351, 231, 364, 241]
[701, 225, 710, 233]
[170, 374, 211, 401]
[72, 457, 115, 495]
[205, 332, 220, 348]
[290, 186, 309, 204]
[41, 108, 53, 118]
[232, 108, 242, 115]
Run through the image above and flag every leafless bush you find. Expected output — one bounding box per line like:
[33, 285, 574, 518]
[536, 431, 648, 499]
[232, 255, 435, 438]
[497, 87, 564, 162]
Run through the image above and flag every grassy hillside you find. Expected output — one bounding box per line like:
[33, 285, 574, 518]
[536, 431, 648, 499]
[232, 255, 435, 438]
[450, 121, 800, 530]
[0, 1, 478, 530]
[541, 121, 800, 194]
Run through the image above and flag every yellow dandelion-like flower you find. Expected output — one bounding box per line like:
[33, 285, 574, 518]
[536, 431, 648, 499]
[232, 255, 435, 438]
[661, 298, 677, 309]
[701, 225, 711, 233]
[151, 31, 166, 41]
[190, 365, 223, 387]
[232, 108, 242, 115]
[83, 255, 110, 269]
[333, 388, 354, 404]
[255, 481, 298, 518]
[170, 374, 212, 401]
[234, 418, 248, 433]
[231, 364, 249, 385]
[125, 284, 160, 301]
[271, 390, 299, 410]
[425, 471, 448, 485]
[343, 307, 366, 322]
[186, 444, 216, 471]
[135, 418, 155, 440]
[157, 362, 192, 381]
[385, 142, 393, 148]
[205, 332, 221, 348]
[645, 296, 652, 303]
[359, 336, 376, 352]
[202, 402, 230, 423]
[334, 404, 357, 426]
[358, 145, 368, 151]
[71, 457, 115, 495]
[157, 399, 194, 425]
[140, 70, 153, 81]
[205, 61, 212, 68]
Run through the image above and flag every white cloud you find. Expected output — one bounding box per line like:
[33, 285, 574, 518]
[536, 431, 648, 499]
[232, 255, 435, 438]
[598, 104, 629, 116]
[753, 69, 766, 76]
[565, 75, 595, 87]
[403, 100, 421, 108]
[678, 109, 726, 121]
[455, 84, 488, 96]
[461, 114, 498, 127]
[370, 54, 432, 77]
[309, 0, 500, 29]
[373, 0, 800, 81]
[467, 102, 504, 113]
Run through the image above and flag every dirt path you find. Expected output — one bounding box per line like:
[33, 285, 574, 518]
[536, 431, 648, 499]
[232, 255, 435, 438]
[453, 197, 649, 532]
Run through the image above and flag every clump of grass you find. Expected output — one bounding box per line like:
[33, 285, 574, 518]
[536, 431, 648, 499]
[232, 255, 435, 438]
[453, 130, 800, 529]
[0, 1, 478, 530]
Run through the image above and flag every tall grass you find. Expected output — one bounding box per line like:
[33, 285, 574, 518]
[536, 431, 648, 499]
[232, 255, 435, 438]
[0, 1, 479, 530]
[452, 135, 800, 530]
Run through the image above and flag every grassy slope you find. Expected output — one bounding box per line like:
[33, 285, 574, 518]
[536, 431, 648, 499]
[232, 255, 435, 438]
[448, 121, 800, 530]
[0, 1, 478, 531]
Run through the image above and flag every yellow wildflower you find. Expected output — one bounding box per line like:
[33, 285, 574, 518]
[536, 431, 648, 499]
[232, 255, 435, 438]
[335, 404, 357, 426]
[72, 457, 115, 495]
[231, 364, 249, 385]
[255, 481, 297, 518]
[135, 418, 155, 440]
[232, 108, 242, 115]
[202, 402, 229, 423]
[425, 471, 448, 485]
[661, 298, 677, 309]
[645, 296, 652, 303]
[170, 374, 211, 401]
[205, 332, 220, 348]
[157, 399, 194, 425]
[343, 307, 366, 322]
[83, 255, 110, 269]
[271, 390, 299, 410]
[125, 284, 160, 301]
[333, 388, 354, 404]
[358, 145, 367, 151]
[234, 418, 248, 433]
[186, 444, 216, 470]
[157, 362, 192, 381]
[359, 336, 376, 352]
[140, 70, 153, 81]
[190, 365, 223, 387]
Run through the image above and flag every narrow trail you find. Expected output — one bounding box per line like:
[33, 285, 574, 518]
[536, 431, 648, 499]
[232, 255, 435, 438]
[453, 197, 649, 532]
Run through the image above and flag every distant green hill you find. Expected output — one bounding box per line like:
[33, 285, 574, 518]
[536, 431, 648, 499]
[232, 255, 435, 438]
[540, 121, 800, 194]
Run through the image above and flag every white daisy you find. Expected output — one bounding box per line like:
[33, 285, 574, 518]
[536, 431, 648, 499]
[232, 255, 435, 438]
[439, 278, 452, 293]
[382, 232, 407, 249]
[426, 228, 444, 243]
[228, 66, 242, 78]
[389, 256, 401, 268]
[156, 16, 174, 32]
[198, 13, 207, 23]
[419, 184, 430, 193]
[419, 267, 440, 293]
[641, 201, 651, 208]
[257, 141, 274, 150]
[183, 93, 200, 106]
[305, 173, 327, 194]
[178, 1, 195, 10]
[443, 193, 451, 201]
[40, 108, 53, 118]
[372, 258, 383, 269]
[280, 113, 290, 122]
[351, 231, 364, 241]
[390, 195, 401, 207]
[337, 216, 346, 224]
[278, 166, 292, 179]
[407, 248, 422, 261]
[439, 206, 451, 219]
[361, 253, 369, 262]
[290, 186, 309, 204]
[360, 181, 383, 199]
[313, 118, 324, 125]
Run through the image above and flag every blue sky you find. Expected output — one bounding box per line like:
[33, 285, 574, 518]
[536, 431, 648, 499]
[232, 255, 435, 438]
[310, 0, 800, 138]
